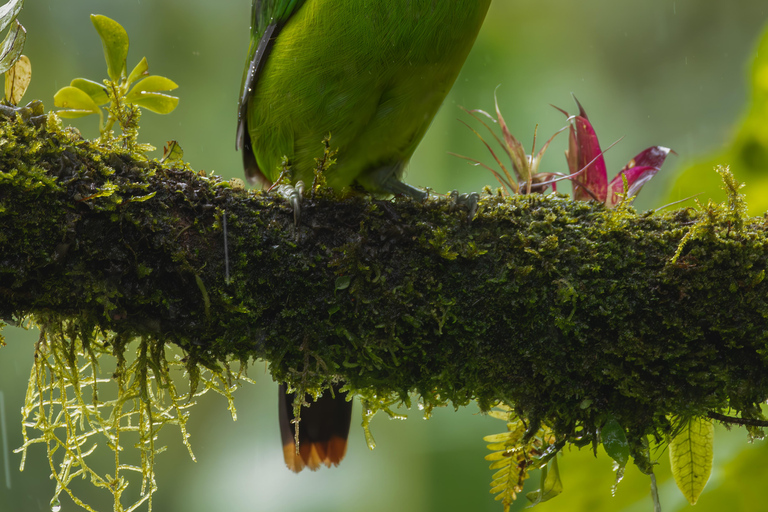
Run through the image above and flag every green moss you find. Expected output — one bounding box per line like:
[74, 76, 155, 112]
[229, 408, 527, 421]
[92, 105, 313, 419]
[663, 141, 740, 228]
[3, 114, 768, 507]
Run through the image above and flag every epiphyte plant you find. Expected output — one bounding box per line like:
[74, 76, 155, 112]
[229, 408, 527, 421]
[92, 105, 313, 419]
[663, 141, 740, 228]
[53, 14, 179, 148]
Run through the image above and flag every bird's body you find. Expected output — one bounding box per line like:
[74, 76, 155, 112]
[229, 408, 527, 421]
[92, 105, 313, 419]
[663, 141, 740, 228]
[237, 0, 492, 193]
[237, 0, 491, 471]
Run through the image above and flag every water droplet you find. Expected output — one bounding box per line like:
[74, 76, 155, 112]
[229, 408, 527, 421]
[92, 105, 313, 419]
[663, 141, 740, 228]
[610, 464, 626, 497]
[363, 424, 376, 451]
[50, 496, 62, 512]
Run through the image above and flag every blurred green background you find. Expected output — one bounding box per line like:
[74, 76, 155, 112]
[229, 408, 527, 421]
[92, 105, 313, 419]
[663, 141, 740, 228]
[3, 1, 768, 511]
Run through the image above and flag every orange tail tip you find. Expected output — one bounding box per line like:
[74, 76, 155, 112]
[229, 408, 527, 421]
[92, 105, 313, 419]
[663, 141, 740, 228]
[278, 384, 353, 472]
[282, 435, 349, 473]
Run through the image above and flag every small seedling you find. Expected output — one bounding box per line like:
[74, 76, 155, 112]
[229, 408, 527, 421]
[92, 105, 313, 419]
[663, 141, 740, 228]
[54, 14, 179, 148]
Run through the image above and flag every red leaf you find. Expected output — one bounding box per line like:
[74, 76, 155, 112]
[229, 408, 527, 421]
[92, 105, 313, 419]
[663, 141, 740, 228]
[606, 146, 672, 208]
[570, 114, 608, 202]
[620, 146, 673, 172]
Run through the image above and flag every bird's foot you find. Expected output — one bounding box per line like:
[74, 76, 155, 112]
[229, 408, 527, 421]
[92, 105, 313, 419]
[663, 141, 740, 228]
[449, 190, 479, 221]
[381, 176, 428, 202]
[275, 180, 305, 227]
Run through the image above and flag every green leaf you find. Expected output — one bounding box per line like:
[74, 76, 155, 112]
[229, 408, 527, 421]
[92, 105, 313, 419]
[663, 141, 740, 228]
[125, 91, 179, 114]
[70, 78, 109, 105]
[0, 0, 24, 33]
[669, 416, 714, 505]
[126, 75, 178, 96]
[525, 455, 563, 506]
[0, 19, 25, 74]
[125, 75, 179, 114]
[54, 86, 101, 118]
[335, 276, 351, 291]
[600, 417, 629, 467]
[90, 14, 129, 82]
[126, 56, 148, 88]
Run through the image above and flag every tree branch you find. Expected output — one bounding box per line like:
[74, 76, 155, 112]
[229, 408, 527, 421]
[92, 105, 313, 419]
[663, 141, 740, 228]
[2, 114, 768, 451]
[707, 411, 768, 428]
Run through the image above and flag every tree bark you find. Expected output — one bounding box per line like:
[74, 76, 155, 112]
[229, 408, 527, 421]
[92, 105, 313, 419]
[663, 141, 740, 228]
[2, 114, 767, 454]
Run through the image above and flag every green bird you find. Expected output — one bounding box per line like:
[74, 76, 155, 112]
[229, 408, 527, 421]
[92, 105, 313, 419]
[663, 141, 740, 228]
[236, 0, 491, 471]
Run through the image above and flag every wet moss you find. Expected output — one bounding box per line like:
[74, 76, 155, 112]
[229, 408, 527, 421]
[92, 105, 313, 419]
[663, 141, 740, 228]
[2, 112, 768, 467]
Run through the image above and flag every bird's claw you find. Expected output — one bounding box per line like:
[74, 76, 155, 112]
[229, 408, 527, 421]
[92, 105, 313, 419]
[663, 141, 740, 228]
[276, 180, 304, 227]
[449, 190, 479, 220]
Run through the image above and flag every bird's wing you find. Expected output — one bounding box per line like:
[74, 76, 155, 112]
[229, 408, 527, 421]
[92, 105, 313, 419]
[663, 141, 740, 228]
[236, 0, 307, 183]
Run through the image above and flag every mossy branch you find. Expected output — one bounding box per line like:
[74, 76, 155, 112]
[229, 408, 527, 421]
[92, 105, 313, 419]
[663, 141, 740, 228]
[2, 113, 768, 452]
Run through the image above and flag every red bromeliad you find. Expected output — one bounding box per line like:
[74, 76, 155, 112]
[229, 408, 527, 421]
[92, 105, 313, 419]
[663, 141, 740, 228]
[462, 97, 673, 207]
[558, 98, 673, 208]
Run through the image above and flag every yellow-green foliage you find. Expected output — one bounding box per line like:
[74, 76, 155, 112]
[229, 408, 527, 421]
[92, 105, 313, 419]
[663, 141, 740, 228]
[14, 318, 246, 512]
[53, 15, 179, 151]
[668, 417, 715, 506]
[484, 404, 557, 512]
[671, 165, 748, 263]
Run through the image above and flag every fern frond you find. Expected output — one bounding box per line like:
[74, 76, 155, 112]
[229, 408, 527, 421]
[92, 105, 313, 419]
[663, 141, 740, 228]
[484, 404, 558, 511]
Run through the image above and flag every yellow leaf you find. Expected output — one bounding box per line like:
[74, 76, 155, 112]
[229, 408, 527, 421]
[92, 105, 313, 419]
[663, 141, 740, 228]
[4, 53, 29, 105]
[484, 432, 514, 443]
[485, 451, 509, 461]
[160, 140, 184, 165]
[490, 482, 509, 495]
[488, 458, 512, 470]
[669, 417, 714, 505]
[488, 410, 510, 421]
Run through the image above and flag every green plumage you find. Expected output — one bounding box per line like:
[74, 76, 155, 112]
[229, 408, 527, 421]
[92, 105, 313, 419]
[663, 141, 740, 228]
[237, 0, 492, 194]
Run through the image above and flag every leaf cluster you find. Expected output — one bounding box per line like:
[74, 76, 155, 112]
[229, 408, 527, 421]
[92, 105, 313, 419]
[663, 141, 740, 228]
[53, 15, 178, 148]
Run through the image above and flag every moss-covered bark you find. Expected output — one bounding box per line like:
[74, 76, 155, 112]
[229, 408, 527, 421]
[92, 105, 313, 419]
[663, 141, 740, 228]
[2, 113, 768, 457]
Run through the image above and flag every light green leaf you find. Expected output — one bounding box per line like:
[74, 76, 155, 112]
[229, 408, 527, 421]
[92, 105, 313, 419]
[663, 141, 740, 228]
[0, 0, 23, 33]
[71, 78, 109, 105]
[0, 19, 25, 74]
[4, 53, 29, 105]
[601, 417, 630, 467]
[669, 416, 714, 505]
[124, 75, 179, 113]
[90, 14, 129, 82]
[54, 86, 101, 118]
[125, 91, 179, 114]
[126, 56, 148, 88]
[126, 75, 178, 97]
[525, 455, 563, 506]
[484, 432, 515, 443]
